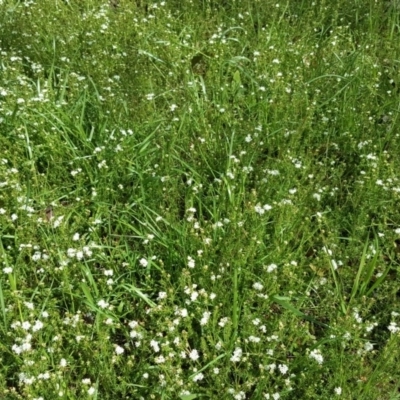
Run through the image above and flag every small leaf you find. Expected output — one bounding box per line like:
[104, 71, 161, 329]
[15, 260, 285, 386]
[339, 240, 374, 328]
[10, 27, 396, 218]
[180, 395, 199, 400]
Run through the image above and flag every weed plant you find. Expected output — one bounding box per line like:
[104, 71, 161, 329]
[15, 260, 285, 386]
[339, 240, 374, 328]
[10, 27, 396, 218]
[0, 0, 400, 399]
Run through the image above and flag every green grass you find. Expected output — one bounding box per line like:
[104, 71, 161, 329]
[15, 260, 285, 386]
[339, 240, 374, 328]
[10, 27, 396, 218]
[0, 0, 400, 399]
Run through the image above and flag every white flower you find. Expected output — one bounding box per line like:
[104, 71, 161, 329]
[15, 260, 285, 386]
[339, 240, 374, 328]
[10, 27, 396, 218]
[88, 387, 96, 395]
[230, 347, 243, 362]
[3, 267, 13, 274]
[334, 387, 342, 395]
[139, 258, 148, 267]
[83, 246, 92, 257]
[200, 311, 211, 326]
[192, 372, 204, 382]
[187, 256, 195, 269]
[67, 248, 76, 258]
[22, 321, 31, 331]
[309, 348, 324, 364]
[150, 340, 160, 352]
[266, 263, 277, 273]
[60, 358, 67, 367]
[388, 321, 399, 333]
[255, 204, 265, 215]
[115, 345, 124, 355]
[278, 364, 288, 374]
[72, 233, 80, 241]
[97, 299, 109, 309]
[248, 335, 260, 343]
[189, 349, 199, 361]
[32, 320, 44, 332]
[253, 282, 263, 291]
[146, 93, 155, 100]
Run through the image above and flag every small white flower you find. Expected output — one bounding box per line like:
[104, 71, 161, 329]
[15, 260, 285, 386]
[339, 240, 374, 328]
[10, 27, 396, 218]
[72, 233, 80, 241]
[60, 358, 67, 367]
[266, 263, 277, 273]
[115, 345, 124, 355]
[3, 267, 13, 274]
[388, 321, 399, 333]
[230, 347, 243, 362]
[67, 248, 76, 258]
[146, 93, 155, 101]
[334, 387, 342, 395]
[32, 320, 44, 332]
[150, 340, 160, 352]
[88, 387, 96, 395]
[192, 372, 204, 382]
[248, 335, 261, 343]
[200, 311, 211, 326]
[139, 258, 148, 267]
[364, 341, 374, 352]
[97, 299, 109, 309]
[158, 291, 167, 300]
[187, 256, 195, 269]
[189, 349, 200, 361]
[22, 321, 31, 331]
[278, 364, 288, 374]
[255, 204, 265, 215]
[309, 348, 324, 364]
[253, 282, 263, 291]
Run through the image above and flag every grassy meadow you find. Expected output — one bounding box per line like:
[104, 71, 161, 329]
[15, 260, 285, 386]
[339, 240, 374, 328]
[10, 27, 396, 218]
[1, 0, 400, 398]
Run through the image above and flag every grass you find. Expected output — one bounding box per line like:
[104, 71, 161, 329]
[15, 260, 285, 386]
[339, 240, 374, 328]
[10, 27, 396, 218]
[0, 0, 400, 399]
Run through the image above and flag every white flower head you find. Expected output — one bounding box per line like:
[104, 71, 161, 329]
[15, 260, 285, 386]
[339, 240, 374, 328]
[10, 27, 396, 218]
[139, 258, 148, 267]
[309, 348, 324, 364]
[189, 349, 200, 361]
